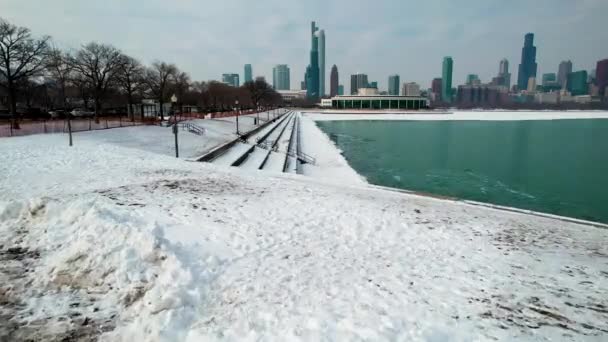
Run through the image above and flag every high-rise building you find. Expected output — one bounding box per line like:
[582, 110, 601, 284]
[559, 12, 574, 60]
[567, 70, 589, 96]
[517, 33, 538, 91]
[306, 21, 322, 98]
[338, 85, 344, 96]
[542, 73, 556, 86]
[222, 73, 239, 87]
[301, 81, 306, 90]
[369, 81, 378, 89]
[244, 64, 252, 83]
[317, 29, 326, 97]
[596, 59, 608, 97]
[272, 64, 290, 90]
[330, 65, 339, 97]
[442, 57, 453, 103]
[402, 82, 421, 96]
[558, 60, 573, 89]
[388, 75, 400, 95]
[527, 77, 537, 92]
[588, 69, 596, 84]
[466, 74, 480, 85]
[350, 73, 368, 95]
[498, 59, 511, 89]
[431, 78, 442, 100]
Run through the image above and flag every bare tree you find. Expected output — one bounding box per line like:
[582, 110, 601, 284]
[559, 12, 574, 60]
[46, 47, 73, 111]
[70, 42, 122, 121]
[116, 54, 144, 120]
[71, 73, 92, 110]
[172, 71, 190, 113]
[244, 78, 279, 110]
[0, 18, 50, 128]
[143, 61, 177, 121]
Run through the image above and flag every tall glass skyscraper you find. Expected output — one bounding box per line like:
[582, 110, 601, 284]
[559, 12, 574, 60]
[318, 29, 325, 97]
[597, 59, 608, 97]
[306, 21, 320, 98]
[442, 57, 453, 103]
[498, 59, 511, 89]
[244, 64, 252, 83]
[558, 60, 573, 89]
[272, 64, 290, 90]
[350, 73, 368, 95]
[466, 74, 480, 85]
[330, 65, 339, 97]
[567, 70, 588, 96]
[388, 75, 400, 95]
[542, 73, 556, 86]
[517, 33, 538, 91]
[222, 73, 239, 87]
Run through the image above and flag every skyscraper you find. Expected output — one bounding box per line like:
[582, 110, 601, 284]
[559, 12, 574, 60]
[558, 60, 573, 89]
[466, 74, 480, 85]
[567, 70, 588, 96]
[350, 73, 368, 95]
[369, 81, 378, 89]
[442, 57, 453, 103]
[317, 29, 326, 97]
[431, 78, 442, 100]
[388, 75, 400, 95]
[330, 65, 339, 97]
[272, 64, 290, 90]
[402, 82, 421, 96]
[542, 73, 556, 86]
[495, 59, 511, 88]
[517, 33, 538, 91]
[244, 64, 252, 83]
[306, 21, 321, 98]
[595, 59, 608, 97]
[222, 73, 239, 87]
[499, 59, 509, 75]
[338, 85, 344, 96]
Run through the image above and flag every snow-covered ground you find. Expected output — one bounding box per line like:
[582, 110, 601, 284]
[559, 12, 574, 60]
[306, 110, 608, 121]
[1, 112, 608, 341]
[298, 114, 366, 185]
[9, 112, 270, 162]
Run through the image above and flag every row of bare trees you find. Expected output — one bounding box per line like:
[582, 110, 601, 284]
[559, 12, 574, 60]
[0, 18, 283, 129]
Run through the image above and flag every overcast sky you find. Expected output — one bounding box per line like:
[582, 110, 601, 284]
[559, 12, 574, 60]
[2, 0, 607, 90]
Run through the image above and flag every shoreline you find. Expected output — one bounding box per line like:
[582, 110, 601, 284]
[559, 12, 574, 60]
[304, 110, 608, 228]
[307, 109, 608, 121]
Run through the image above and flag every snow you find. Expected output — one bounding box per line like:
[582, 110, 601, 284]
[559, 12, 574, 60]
[298, 113, 367, 185]
[1, 115, 608, 341]
[210, 142, 252, 166]
[239, 147, 268, 171]
[306, 110, 608, 122]
[262, 151, 287, 172]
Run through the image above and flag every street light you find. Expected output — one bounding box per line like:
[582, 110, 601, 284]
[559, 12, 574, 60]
[171, 95, 179, 158]
[235, 99, 240, 135]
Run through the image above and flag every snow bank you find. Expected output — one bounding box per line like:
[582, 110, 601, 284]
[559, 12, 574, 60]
[298, 114, 366, 185]
[1, 127, 608, 341]
[306, 110, 608, 121]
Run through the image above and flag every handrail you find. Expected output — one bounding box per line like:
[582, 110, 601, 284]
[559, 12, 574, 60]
[283, 114, 299, 172]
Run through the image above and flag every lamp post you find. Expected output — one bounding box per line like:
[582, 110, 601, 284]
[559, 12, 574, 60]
[171, 95, 179, 158]
[235, 99, 240, 135]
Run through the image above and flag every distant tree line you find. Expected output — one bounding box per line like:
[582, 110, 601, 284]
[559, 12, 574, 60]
[0, 18, 283, 129]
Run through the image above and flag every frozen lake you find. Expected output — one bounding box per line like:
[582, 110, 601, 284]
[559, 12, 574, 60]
[317, 118, 608, 224]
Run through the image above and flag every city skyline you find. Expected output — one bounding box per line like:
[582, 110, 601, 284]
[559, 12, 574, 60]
[2, 0, 607, 90]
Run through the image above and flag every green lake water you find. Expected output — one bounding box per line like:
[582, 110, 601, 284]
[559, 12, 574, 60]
[317, 119, 608, 224]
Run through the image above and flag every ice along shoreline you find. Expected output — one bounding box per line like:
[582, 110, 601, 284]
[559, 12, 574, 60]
[302, 110, 608, 228]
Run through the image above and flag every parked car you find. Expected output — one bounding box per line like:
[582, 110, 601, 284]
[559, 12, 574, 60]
[70, 108, 94, 117]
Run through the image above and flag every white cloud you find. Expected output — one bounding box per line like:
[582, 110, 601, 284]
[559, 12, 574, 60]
[1, 0, 606, 89]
